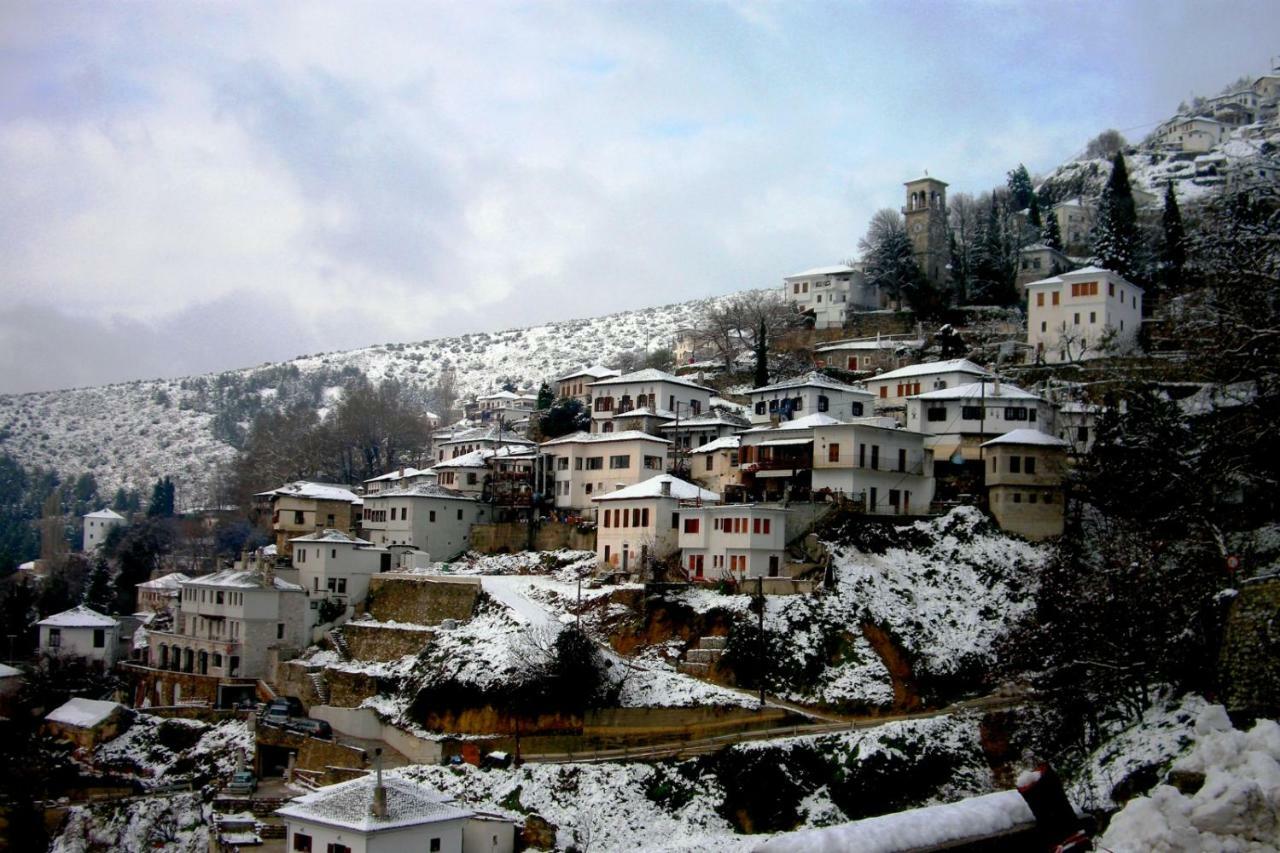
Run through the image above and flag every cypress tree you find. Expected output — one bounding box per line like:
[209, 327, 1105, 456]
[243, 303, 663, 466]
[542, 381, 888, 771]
[1160, 182, 1186, 291]
[1043, 205, 1063, 252]
[1007, 164, 1034, 210]
[1091, 152, 1138, 279]
[753, 317, 769, 388]
[535, 382, 554, 411]
[1028, 194, 1043, 230]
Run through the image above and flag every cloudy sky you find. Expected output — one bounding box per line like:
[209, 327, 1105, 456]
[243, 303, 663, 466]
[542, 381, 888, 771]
[0, 2, 1274, 394]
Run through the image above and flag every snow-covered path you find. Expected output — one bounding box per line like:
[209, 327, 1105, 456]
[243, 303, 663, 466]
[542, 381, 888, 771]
[479, 575, 567, 629]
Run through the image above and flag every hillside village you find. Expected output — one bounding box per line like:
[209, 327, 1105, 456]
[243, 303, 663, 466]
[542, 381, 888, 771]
[2, 62, 1280, 853]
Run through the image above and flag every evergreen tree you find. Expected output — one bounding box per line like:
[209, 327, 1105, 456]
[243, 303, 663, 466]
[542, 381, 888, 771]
[535, 382, 554, 411]
[948, 230, 967, 305]
[1160, 181, 1187, 291]
[753, 317, 769, 388]
[1028, 194, 1043, 230]
[147, 477, 175, 518]
[1006, 164, 1034, 210]
[971, 196, 1015, 304]
[82, 555, 114, 614]
[1091, 152, 1139, 279]
[1042, 206, 1064, 252]
[111, 487, 129, 512]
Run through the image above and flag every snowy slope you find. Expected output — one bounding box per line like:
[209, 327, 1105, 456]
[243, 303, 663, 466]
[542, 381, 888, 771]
[0, 290, 757, 501]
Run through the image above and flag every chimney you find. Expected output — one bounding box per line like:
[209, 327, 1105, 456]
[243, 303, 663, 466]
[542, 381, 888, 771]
[993, 376, 1002, 397]
[660, 478, 671, 498]
[262, 559, 274, 587]
[370, 748, 387, 818]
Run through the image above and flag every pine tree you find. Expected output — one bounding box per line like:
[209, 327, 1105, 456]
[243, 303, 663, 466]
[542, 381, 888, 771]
[1042, 206, 1064, 251]
[753, 317, 769, 388]
[1006, 164, 1034, 210]
[535, 382, 554, 411]
[948, 230, 967, 305]
[147, 477, 175, 518]
[1160, 181, 1186, 291]
[972, 196, 1014, 304]
[83, 555, 114, 614]
[1091, 152, 1139, 279]
[1028, 194, 1043, 230]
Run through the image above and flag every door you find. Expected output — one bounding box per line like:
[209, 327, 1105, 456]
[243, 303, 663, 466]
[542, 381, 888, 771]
[768, 556, 780, 577]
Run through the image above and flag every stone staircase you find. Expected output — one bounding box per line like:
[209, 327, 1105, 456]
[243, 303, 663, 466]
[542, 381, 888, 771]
[327, 628, 352, 661]
[308, 670, 330, 704]
[678, 635, 727, 677]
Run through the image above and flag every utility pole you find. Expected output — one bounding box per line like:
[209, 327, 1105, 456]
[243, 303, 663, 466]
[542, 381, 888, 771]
[757, 575, 766, 708]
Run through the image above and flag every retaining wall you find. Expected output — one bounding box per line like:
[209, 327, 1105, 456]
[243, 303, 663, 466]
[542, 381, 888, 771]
[366, 575, 481, 624]
[470, 521, 596, 554]
[342, 623, 435, 661]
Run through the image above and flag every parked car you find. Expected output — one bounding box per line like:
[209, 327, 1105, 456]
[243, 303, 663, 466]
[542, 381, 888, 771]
[226, 770, 257, 795]
[284, 717, 332, 739]
[263, 696, 304, 726]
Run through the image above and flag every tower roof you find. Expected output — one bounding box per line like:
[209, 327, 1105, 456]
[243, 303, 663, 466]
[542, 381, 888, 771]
[904, 175, 948, 187]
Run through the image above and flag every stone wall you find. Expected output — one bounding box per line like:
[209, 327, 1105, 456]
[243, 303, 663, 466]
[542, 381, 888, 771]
[366, 575, 481, 624]
[255, 722, 368, 775]
[275, 660, 324, 709]
[470, 521, 596, 555]
[323, 667, 381, 708]
[342, 623, 434, 661]
[1220, 576, 1280, 716]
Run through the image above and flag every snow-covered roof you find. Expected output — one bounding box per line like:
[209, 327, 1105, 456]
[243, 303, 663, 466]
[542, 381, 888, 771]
[45, 698, 123, 729]
[871, 359, 992, 382]
[38, 605, 119, 629]
[750, 372, 873, 397]
[593, 475, 720, 503]
[1018, 242, 1068, 256]
[183, 569, 303, 592]
[431, 445, 533, 470]
[756, 437, 814, 447]
[783, 264, 855, 279]
[743, 413, 845, 433]
[587, 368, 713, 392]
[369, 483, 478, 502]
[689, 436, 741, 454]
[83, 508, 125, 521]
[437, 425, 534, 446]
[556, 365, 621, 382]
[276, 774, 474, 834]
[658, 413, 748, 430]
[290, 529, 374, 546]
[601, 406, 679, 421]
[1023, 274, 1065, 288]
[981, 429, 1069, 448]
[136, 572, 191, 591]
[539, 430, 670, 447]
[904, 175, 949, 186]
[363, 468, 423, 484]
[256, 481, 360, 504]
[910, 381, 1041, 402]
[0, 663, 22, 679]
[814, 337, 923, 353]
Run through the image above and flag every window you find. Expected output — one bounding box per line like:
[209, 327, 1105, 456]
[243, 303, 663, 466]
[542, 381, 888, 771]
[326, 845, 350, 853]
[1073, 312, 1080, 325]
[1004, 407, 1029, 421]
[294, 510, 305, 524]
[683, 518, 700, 534]
[828, 443, 840, 462]
[889, 489, 900, 507]
[430, 839, 442, 852]
[1010, 456, 1022, 474]
[763, 518, 771, 534]
[429, 510, 436, 522]
[851, 402, 864, 416]
[847, 356, 858, 370]
[1071, 280, 1099, 297]
[1052, 291, 1060, 306]
[898, 448, 907, 472]
[962, 406, 983, 420]
[817, 395, 829, 412]
[644, 455, 663, 470]
[93, 628, 105, 648]
[216, 591, 224, 604]
[586, 457, 604, 470]
[277, 623, 285, 639]
[1025, 456, 1037, 475]
[879, 386, 887, 398]
[755, 401, 766, 415]
[1029, 492, 1038, 504]
[1109, 282, 1115, 297]
[602, 511, 611, 528]
[870, 445, 879, 469]
[557, 457, 569, 471]
[859, 443, 866, 467]
[1041, 321, 1047, 332]
[48, 628, 61, 648]
[292, 832, 312, 852]
[1077, 426, 1089, 443]
[457, 509, 463, 520]
[1012, 492, 1022, 504]
[1089, 311, 1096, 324]
[927, 407, 947, 422]
[1029, 408, 1037, 422]
[609, 455, 631, 469]
[753, 518, 761, 534]
[641, 508, 649, 527]
[671, 512, 679, 529]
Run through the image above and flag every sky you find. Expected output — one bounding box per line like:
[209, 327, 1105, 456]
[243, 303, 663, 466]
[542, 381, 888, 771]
[0, 1, 1275, 394]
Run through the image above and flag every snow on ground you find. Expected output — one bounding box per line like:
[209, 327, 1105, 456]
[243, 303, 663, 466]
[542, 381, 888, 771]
[51, 791, 211, 853]
[94, 714, 253, 788]
[1070, 692, 1209, 812]
[616, 656, 758, 709]
[1100, 704, 1280, 852]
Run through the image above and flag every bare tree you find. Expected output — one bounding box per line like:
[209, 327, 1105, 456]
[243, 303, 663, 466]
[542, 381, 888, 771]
[691, 292, 804, 368]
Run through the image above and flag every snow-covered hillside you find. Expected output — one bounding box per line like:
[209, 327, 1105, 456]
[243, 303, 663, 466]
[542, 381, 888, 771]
[0, 291, 755, 502]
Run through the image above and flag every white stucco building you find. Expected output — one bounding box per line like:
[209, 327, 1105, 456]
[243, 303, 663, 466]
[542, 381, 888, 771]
[813, 335, 922, 374]
[361, 484, 490, 558]
[586, 369, 714, 435]
[677, 504, 789, 581]
[290, 530, 386, 629]
[38, 606, 121, 667]
[593, 474, 719, 575]
[688, 435, 742, 498]
[746, 373, 875, 425]
[555, 365, 620, 405]
[540, 430, 671, 511]
[783, 264, 882, 328]
[811, 420, 936, 515]
[866, 359, 993, 411]
[1025, 266, 1143, 363]
[82, 508, 126, 551]
[136, 572, 191, 613]
[904, 380, 1055, 464]
[276, 772, 515, 853]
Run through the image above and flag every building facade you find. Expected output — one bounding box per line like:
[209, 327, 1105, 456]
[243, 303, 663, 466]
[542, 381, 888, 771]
[290, 530, 385, 629]
[593, 475, 719, 575]
[677, 504, 789, 582]
[981, 430, 1069, 540]
[257, 482, 362, 557]
[904, 176, 949, 286]
[361, 484, 490, 558]
[38, 606, 121, 667]
[867, 359, 994, 411]
[82, 508, 126, 551]
[811, 421, 936, 515]
[1025, 266, 1143, 363]
[904, 381, 1055, 464]
[587, 369, 714, 435]
[540, 430, 671, 511]
[746, 373, 875, 426]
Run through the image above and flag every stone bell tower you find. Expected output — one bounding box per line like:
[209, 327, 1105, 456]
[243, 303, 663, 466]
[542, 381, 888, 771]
[903, 175, 949, 286]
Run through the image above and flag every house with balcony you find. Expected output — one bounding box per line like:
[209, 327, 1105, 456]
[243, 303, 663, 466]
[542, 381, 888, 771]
[136, 572, 190, 613]
[290, 530, 386, 629]
[813, 334, 923, 375]
[139, 567, 305, 707]
[475, 390, 539, 425]
[435, 425, 535, 462]
[746, 373, 875, 426]
[981, 429, 1069, 540]
[556, 365, 620, 405]
[904, 380, 1055, 466]
[677, 504, 789, 582]
[659, 410, 750, 462]
[1025, 266, 1143, 363]
[82, 508, 126, 551]
[783, 264, 883, 328]
[738, 413, 845, 501]
[587, 369, 714, 436]
[593, 475, 719, 576]
[256, 481, 362, 557]
[867, 359, 994, 412]
[38, 606, 121, 668]
[361, 483, 490, 557]
[362, 467, 435, 495]
[540, 430, 670, 512]
[811, 420, 935, 515]
[430, 445, 536, 504]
